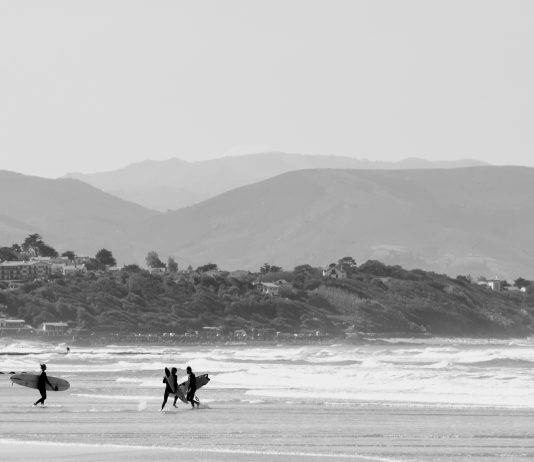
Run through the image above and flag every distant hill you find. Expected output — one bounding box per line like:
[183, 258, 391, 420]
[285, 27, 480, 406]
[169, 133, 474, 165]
[0, 170, 156, 262]
[65, 153, 488, 211]
[141, 166, 534, 279]
[5, 166, 534, 279]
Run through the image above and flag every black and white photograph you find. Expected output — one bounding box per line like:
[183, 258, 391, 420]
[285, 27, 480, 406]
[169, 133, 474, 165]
[1, 1, 534, 460]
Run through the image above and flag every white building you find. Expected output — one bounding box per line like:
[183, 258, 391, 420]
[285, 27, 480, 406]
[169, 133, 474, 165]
[41, 322, 69, 335]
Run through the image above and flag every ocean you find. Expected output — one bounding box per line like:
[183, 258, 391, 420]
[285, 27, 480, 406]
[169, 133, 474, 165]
[2, 338, 534, 461]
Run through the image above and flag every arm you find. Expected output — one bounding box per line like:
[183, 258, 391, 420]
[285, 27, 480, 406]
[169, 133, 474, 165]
[44, 373, 56, 390]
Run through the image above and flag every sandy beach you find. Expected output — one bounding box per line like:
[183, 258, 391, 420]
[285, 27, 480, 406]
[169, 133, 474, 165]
[1, 398, 534, 461]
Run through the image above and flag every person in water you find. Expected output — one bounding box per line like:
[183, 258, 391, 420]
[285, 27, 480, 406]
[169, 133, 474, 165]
[186, 366, 198, 408]
[161, 367, 178, 410]
[34, 364, 57, 406]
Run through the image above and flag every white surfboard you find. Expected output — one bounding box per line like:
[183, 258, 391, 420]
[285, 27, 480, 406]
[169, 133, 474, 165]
[10, 373, 70, 391]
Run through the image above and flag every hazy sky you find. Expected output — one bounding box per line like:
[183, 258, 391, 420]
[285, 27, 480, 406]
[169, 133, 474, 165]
[1, 0, 533, 177]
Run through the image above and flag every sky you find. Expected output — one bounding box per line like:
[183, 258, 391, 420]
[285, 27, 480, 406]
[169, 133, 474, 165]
[0, 0, 533, 178]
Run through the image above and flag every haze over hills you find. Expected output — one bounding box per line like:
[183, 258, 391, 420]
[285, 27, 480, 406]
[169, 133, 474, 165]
[65, 153, 488, 211]
[0, 170, 156, 262]
[3, 166, 534, 279]
[142, 166, 534, 279]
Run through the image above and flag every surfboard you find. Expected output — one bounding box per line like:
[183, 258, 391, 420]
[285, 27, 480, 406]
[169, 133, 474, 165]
[175, 373, 210, 404]
[164, 367, 176, 394]
[10, 373, 70, 391]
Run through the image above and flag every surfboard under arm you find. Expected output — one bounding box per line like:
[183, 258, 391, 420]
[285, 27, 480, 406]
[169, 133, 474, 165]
[174, 374, 210, 404]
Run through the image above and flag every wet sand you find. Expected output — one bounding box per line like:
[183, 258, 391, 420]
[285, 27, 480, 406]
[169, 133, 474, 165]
[1, 378, 534, 462]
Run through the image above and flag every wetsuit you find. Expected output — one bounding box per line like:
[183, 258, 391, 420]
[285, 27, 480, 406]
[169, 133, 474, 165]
[161, 373, 178, 410]
[187, 372, 197, 407]
[34, 371, 53, 406]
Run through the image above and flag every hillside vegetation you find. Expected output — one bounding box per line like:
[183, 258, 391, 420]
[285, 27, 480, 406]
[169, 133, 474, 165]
[1, 261, 533, 338]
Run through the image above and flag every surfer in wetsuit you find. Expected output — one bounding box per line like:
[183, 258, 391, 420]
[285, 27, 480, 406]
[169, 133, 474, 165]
[186, 366, 198, 408]
[34, 364, 57, 406]
[161, 367, 178, 410]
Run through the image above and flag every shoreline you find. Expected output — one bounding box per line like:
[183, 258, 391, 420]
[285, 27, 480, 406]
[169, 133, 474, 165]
[0, 439, 392, 462]
[1, 333, 532, 349]
[1, 404, 533, 462]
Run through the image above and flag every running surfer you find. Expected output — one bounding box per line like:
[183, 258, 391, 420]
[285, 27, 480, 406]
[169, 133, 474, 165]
[161, 367, 179, 410]
[34, 364, 58, 406]
[186, 366, 199, 408]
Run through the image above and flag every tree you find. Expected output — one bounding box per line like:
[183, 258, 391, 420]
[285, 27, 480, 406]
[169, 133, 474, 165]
[145, 251, 165, 268]
[95, 248, 116, 267]
[39, 243, 58, 258]
[338, 256, 357, 272]
[167, 257, 178, 273]
[260, 263, 282, 274]
[20, 233, 58, 257]
[0, 247, 18, 262]
[197, 263, 218, 273]
[515, 277, 532, 289]
[21, 233, 43, 255]
[62, 251, 76, 260]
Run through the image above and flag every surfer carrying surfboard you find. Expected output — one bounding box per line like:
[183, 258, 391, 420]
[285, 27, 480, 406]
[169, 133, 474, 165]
[34, 364, 58, 406]
[186, 366, 198, 408]
[161, 367, 179, 410]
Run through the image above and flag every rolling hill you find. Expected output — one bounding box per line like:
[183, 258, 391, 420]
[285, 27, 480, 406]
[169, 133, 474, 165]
[142, 166, 534, 279]
[3, 166, 534, 279]
[0, 170, 157, 262]
[65, 153, 487, 211]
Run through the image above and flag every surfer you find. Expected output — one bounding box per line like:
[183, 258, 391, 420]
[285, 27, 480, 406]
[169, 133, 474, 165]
[33, 364, 57, 406]
[161, 367, 178, 410]
[186, 366, 198, 408]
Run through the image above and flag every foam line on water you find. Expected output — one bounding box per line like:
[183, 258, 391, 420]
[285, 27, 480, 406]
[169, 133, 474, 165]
[0, 439, 405, 461]
[72, 393, 160, 401]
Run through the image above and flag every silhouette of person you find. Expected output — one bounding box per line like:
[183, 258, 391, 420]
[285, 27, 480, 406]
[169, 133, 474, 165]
[34, 364, 57, 406]
[186, 366, 198, 408]
[161, 367, 178, 410]
[66, 347, 70, 354]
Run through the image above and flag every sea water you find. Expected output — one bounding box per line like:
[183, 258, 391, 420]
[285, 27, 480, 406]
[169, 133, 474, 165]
[2, 337, 534, 410]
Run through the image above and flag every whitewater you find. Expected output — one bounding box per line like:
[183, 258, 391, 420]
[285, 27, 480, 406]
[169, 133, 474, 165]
[2, 338, 534, 409]
[3, 338, 534, 461]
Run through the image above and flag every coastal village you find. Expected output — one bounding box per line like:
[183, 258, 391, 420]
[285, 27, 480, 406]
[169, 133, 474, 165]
[0, 243, 531, 343]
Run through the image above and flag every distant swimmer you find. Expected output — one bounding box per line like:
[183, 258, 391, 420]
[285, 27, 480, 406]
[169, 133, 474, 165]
[161, 367, 178, 410]
[186, 366, 199, 408]
[34, 364, 58, 406]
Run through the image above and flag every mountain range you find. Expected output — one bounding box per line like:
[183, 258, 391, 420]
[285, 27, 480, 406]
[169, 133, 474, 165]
[0, 170, 156, 262]
[65, 153, 488, 211]
[142, 166, 534, 278]
[2, 164, 534, 279]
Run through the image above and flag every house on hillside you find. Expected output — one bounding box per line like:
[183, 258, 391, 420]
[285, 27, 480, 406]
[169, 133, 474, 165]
[0, 261, 51, 281]
[0, 318, 26, 329]
[254, 282, 280, 296]
[487, 279, 503, 291]
[41, 322, 69, 336]
[0, 318, 33, 335]
[322, 266, 347, 279]
[477, 278, 505, 292]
